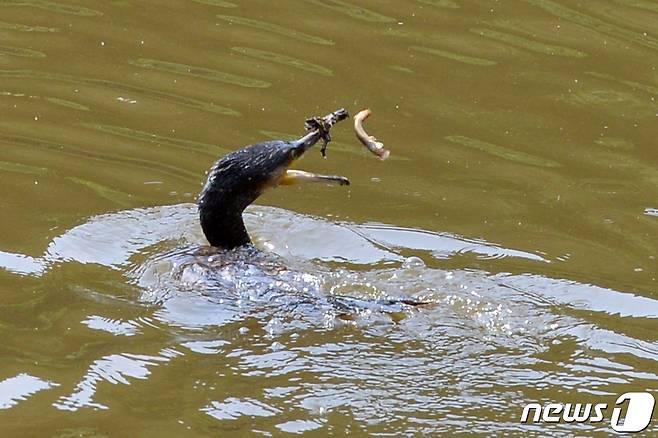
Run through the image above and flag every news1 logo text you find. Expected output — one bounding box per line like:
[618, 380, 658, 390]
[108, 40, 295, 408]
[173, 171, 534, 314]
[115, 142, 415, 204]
[521, 392, 655, 433]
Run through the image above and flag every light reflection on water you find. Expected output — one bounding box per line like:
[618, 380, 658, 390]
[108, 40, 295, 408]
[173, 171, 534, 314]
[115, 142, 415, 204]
[0, 374, 58, 410]
[0, 204, 655, 434]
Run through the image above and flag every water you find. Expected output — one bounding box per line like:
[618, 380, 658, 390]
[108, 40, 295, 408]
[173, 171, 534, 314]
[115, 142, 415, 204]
[0, 1, 657, 436]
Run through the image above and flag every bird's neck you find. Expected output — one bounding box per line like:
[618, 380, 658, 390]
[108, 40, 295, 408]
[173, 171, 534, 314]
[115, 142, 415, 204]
[199, 206, 251, 249]
[291, 130, 323, 152]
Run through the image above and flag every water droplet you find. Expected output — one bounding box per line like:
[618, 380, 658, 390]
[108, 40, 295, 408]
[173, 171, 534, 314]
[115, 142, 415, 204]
[402, 256, 425, 269]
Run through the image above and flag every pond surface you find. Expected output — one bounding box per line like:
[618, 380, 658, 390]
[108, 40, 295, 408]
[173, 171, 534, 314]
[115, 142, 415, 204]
[0, 1, 657, 436]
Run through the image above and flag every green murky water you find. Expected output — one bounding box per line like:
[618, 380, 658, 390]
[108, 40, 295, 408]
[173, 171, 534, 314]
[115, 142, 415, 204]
[1, 1, 657, 436]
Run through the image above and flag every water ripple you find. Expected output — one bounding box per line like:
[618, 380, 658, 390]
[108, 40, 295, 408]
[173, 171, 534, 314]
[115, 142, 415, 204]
[470, 28, 588, 58]
[445, 135, 561, 168]
[203, 398, 281, 420]
[0, 69, 240, 116]
[65, 176, 139, 207]
[2, 0, 103, 17]
[217, 15, 334, 46]
[231, 47, 333, 77]
[416, 0, 459, 8]
[81, 123, 228, 156]
[525, 0, 658, 51]
[412, 45, 497, 66]
[82, 315, 141, 336]
[129, 58, 270, 88]
[191, 0, 236, 7]
[612, 0, 658, 13]
[0, 159, 48, 176]
[305, 0, 396, 23]
[54, 352, 172, 411]
[0, 374, 58, 409]
[0, 133, 198, 183]
[1, 90, 89, 111]
[586, 70, 658, 96]
[2, 203, 657, 433]
[0, 20, 58, 32]
[0, 45, 46, 58]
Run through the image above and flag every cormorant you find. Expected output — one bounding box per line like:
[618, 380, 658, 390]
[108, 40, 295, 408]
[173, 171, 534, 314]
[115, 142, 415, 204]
[192, 108, 422, 314]
[198, 108, 350, 249]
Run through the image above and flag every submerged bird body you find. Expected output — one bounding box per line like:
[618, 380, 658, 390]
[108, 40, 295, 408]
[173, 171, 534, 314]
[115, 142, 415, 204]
[169, 243, 418, 316]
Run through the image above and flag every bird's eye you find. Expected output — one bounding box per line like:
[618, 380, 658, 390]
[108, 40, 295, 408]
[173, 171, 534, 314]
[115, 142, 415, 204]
[289, 148, 302, 160]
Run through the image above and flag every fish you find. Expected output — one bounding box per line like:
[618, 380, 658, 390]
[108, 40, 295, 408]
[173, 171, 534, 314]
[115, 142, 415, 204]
[353, 109, 390, 160]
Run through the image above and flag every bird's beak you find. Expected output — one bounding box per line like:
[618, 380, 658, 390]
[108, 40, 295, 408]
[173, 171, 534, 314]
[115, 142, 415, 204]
[276, 142, 350, 187]
[278, 169, 349, 186]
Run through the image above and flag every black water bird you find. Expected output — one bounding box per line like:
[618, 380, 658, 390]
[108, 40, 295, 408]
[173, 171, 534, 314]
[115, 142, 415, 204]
[192, 108, 424, 313]
[198, 108, 350, 249]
